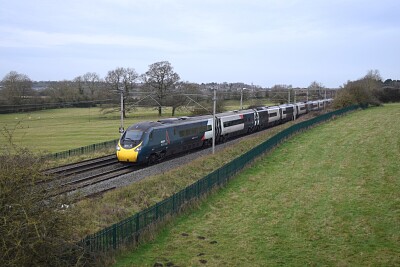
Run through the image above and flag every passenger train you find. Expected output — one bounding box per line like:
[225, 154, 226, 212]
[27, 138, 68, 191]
[116, 99, 332, 164]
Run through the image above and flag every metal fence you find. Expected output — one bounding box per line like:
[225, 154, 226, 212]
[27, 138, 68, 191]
[45, 139, 119, 160]
[80, 105, 359, 253]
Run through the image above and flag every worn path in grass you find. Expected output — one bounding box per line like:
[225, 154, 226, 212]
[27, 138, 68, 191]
[115, 104, 400, 266]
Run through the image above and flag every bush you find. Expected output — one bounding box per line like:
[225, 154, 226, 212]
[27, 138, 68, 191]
[0, 149, 89, 267]
[376, 86, 400, 103]
[333, 78, 381, 108]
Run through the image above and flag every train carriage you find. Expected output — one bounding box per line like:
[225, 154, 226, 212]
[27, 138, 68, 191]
[294, 102, 308, 117]
[266, 106, 281, 127]
[217, 109, 256, 140]
[278, 104, 297, 122]
[254, 106, 269, 129]
[317, 100, 325, 110]
[307, 100, 319, 111]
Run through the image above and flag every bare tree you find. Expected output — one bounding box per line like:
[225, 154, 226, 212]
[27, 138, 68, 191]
[46, 80, 84, 104]
[270, 84, 292, 104]
[0, 71, 33, 105]
[142, 61, 180, 116]
[105, 67, 138, 118]
[365, 69, 382, 81]
[73, 76, 85, 98]
[307, 81, 325, 100]
[167, 82, 202, 116]
[82, 72, 101, 100]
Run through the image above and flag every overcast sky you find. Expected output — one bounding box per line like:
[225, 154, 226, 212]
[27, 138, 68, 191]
[1, 0, 399, 88]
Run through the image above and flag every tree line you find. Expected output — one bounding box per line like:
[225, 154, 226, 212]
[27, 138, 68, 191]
[0, 61, 181, 115]
[0, 61, 266, 116]
[1, 63, 399, 115]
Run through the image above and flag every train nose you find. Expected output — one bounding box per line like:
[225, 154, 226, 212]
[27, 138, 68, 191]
[116, 141, 141, 163]
[117, 148, 138, 162]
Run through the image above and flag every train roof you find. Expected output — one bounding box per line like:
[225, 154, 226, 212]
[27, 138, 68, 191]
[216, 109, 255, 117]
[126, 121, 163, 132]
[278, 103, 295, 107]
[126, 115, 213, 132]
[157, 114, 213, 124]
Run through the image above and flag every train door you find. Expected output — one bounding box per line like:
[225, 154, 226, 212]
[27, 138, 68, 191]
[215, 117, 222, 141]
[254, 110, 260, 129]
[280, 107, 286, 121]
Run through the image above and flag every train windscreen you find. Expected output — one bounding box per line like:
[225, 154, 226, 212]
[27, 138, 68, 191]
[121, 130, 143, 147]
[124, 130, 143, 141]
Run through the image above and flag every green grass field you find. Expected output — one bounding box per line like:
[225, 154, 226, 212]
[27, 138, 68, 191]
[0, 100, 275, 154]
[0, 107, 191, 153]
[114, 104, 400, 266]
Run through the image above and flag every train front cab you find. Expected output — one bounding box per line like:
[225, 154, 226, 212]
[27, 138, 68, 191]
[116, 140, 141, 162]
[116, 128, 145, 163]
[116, 122, 158, 164]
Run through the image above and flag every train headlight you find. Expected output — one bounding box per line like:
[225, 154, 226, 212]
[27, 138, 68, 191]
[134, 146, 141, 152]
[116, 145, 121, 151]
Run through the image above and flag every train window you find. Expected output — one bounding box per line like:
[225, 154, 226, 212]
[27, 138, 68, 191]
[124, 130, 143, 141]
[149, 131, 153, 140]
[178, 124, 211, 137]
[223, 118, 244, 127]
[270, 112, 277, 117]
[199, 125, 208, 132]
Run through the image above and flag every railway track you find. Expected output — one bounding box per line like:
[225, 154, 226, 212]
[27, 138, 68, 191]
[42, 154, 140, 199]
[42, 144, 217, 200]
[43, 154, 118, 176]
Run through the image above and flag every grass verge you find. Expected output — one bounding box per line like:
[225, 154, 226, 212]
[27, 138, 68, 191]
[113, 104, 400, 266]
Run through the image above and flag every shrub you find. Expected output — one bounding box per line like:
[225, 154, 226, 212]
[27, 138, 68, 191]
[333, 78, 381, 108]
[0, 149, 89, 267]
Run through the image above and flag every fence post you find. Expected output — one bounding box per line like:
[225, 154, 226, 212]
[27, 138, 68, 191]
[156, 203, 159, 220]
[172, 194, 175, 212]
[135, 214, 140, 243]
